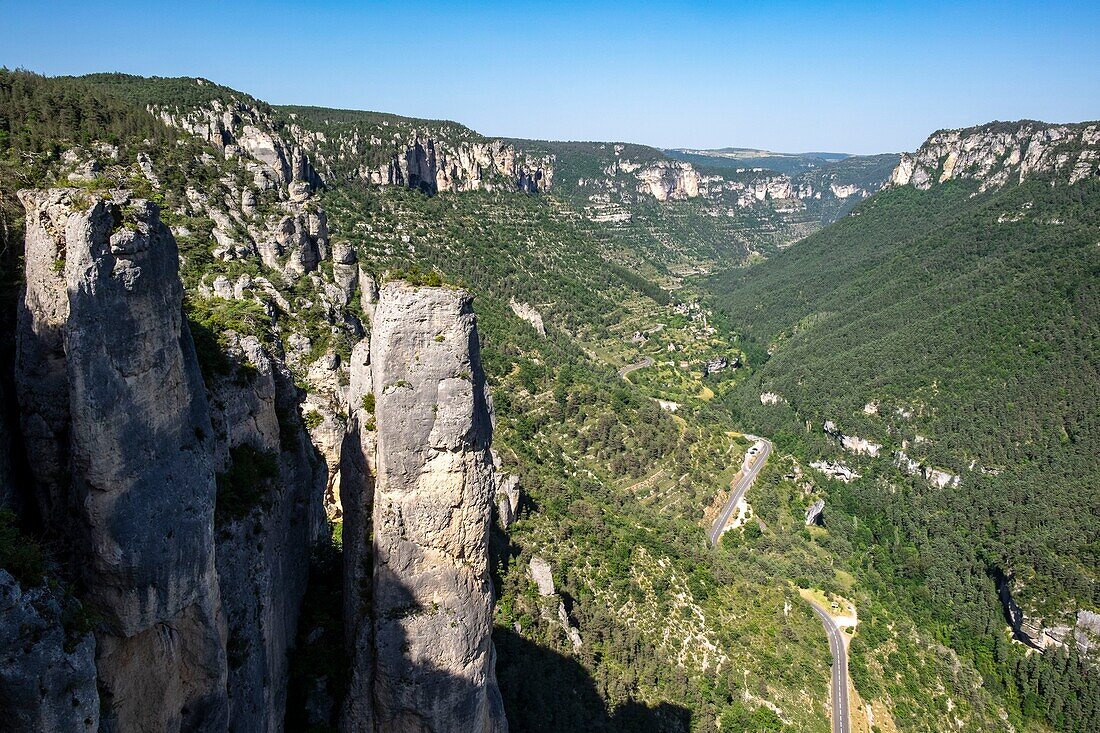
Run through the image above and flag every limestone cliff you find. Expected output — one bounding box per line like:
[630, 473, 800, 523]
[340, 339, 376, 732]
[154, 95, 322, 197]
[628, 159, 702, 201]
[889, 120, 1100, 191]
[208, 333, 326, 732]
[156, 88, 553, 196]
[0, 570, 99, 732]
[15, 189, 228, 730]
[342, 282, 507, 733]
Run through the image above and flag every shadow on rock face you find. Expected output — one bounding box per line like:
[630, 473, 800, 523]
[494, 626, 692, 733]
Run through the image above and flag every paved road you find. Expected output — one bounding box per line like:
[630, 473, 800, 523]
[617, 356, 654, 379]
[707, 438, 771, 546]
[806, 599, 851, 733]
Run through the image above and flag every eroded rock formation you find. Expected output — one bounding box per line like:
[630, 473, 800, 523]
[15, 189, 228, 730]
[0, 570, 99, 732]
[208, 333, 326, 732]
[342, 282, 507, 732]
[889, 121, 1100, 191]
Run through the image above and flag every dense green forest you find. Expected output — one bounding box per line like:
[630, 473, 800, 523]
[1, 69, 1097, 732]
[706, 174, 1100, 732]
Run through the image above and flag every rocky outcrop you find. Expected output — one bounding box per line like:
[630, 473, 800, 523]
[15, 189, 228, 730]
[208, 334, 325, 732]
[340, 339, 377, 733]
[893, 450, 961, 489]
[509, 299, 546, 336]
[809, 460, 860, 483]
[342, 282, 506, 732]
[889, 121, 1100, 191]
[0, 571, 99, 733]
[492, 454, 521, 529]
[823, 420, 882, 457]
[374, 137, 552, 194]
[155, 97, 322, 195]
[999, 575, 1100, 656]
[804, 499, 825, 526]
[631, 160, 702, 201]
[529, 557, 555, 597]
[526, 557, 581, 652]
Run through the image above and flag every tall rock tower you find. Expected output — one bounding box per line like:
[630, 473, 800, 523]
[342, 281, 507, 733]
[16, 189, 228, 730]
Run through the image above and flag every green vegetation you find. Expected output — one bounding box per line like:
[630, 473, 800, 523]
[2, 69, 1096, 733]
[708, 174, 1100, 732]
[215, 444, 280, 524]
[0, 507, 45, 586]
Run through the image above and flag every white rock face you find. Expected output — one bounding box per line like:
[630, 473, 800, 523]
[810, 460, 860, 483]
[805, 499, 826, 526]
[889, 121, 1100, 191]
[633, 160, 702, 201]
[495, 471, 521, 529]
[371, 137, 552, 194]
[15, 189, 228, 730]
[342, 282, 507, 733]
[760, 392, 785, 405]
[823, 420, 882, 456]
[529, 557, 556, 597]
[509, 299, 546, 336]
[893, 451, 961, 489]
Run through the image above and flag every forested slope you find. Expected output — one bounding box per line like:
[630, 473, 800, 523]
[707, 125, 1100, 731]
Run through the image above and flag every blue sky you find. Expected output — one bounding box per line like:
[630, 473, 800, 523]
[3, 1, 1098, 154]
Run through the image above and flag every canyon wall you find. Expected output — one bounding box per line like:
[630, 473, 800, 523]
[15, 189, 228, 730]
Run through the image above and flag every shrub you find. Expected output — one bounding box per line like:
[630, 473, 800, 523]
[215, 444, 279, 524]
[0, 509, 45, 586]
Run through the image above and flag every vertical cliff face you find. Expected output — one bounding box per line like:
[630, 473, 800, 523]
[0, 570, 99, 732]
[888, 121, 1100, 191]
[15, 189, 228, 730]
[342, 282, 507, 733]
[340, 339, 376, 732]
[208, 333, 326, 732]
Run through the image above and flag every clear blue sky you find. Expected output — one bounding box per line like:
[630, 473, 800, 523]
[3, 1, 1098, 154]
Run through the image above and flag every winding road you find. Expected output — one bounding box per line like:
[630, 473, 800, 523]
[703, 434, 851, 733]
[806, 599, 851, 733]
[707, 438, 771, 546]
[617, 356, 654, 380]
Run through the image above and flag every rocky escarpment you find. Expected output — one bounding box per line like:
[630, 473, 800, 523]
[625, 159, 702, 201]
[342, 282, 507, 733]
[0, 570, 99, 732]
[998, 575, 1100, 657]
[154, 96, 322, 199]
[565, 143, 892, 234]
[288, 112, 554, 195]
[367, 136, 552, 195]
[157, 88, 553, 196]
[15, 189, 228, 730]
[889, 120, 1100, 191]
[208, 333, 326, 732]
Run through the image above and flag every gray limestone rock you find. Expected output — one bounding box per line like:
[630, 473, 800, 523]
[343, 282, 506, 732]
[0, 571, 99, 733]
[209, 334, 325, 732]
[340, 338, 376, 732]
[15, 189, 228, 731]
